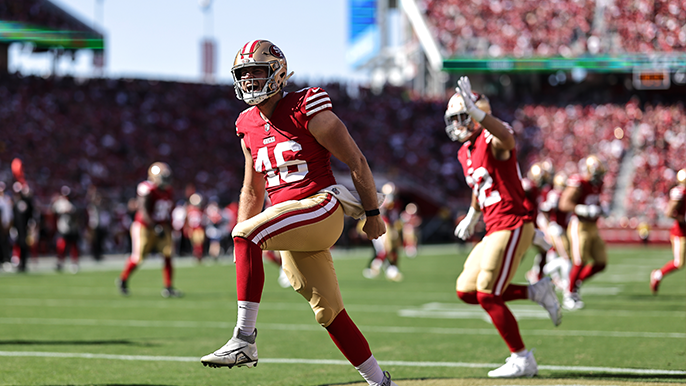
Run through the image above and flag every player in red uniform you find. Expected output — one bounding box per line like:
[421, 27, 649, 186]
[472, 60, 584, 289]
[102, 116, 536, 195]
[116, 162, 182, 298]
[558, 155, 607, 310]
[650, 168, 686, 294]
[52, 186, 81, 273]
[540, 172, 572, 292]
[204, 198, 228, 261]
[200, 40, 397, 386]
[447, 77, 561, 378]
[185, 193, 206, 262]
[400, 202, 421, 258]
[362, 182, 403, 281]
[522, 162, 555, 284]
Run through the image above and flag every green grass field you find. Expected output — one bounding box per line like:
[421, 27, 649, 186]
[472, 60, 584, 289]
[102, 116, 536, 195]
[0, 244, 684, 385]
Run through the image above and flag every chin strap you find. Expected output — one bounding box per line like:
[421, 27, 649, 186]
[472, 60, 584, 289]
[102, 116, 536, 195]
[284, 71, 294, 85]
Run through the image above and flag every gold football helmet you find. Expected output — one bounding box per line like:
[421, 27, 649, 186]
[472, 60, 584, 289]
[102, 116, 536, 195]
[677, 168, 686, 186]
[528, 161, 553, 188]
[148, 162, 172, 187]
[231, 40, 294, 105]
[553, 172, 567, 190]
[581, 155, 606, 184]
[444, 90, 491, 142]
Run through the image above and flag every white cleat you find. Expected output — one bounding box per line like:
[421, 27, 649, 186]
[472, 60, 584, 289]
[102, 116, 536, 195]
[529, 276, 562, 326]
[385, 265, 403, 282]
[201, 327, 258, 369]
[562, 291, 585, 311]
[381, 370, 399, 386]
[488, 350, 538, 378]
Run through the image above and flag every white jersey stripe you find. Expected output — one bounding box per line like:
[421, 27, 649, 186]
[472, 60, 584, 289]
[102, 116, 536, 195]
[130, 222, 142, 263]
[306, 92, 329, 102]
[306, 96, 331, 110]
[494, 226, 520, 295]
[250, 197, 338, 244]
[569, 216, 582, 265]
[306, 103, 333, 117]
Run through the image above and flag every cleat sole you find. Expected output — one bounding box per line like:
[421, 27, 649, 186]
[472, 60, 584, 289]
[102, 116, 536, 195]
[201, 360, 258, 369]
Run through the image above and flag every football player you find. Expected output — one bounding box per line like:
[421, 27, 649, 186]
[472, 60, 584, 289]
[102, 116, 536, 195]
[558, 155, 607, 310]
[204, 198, 228, 261]
[522, 161, 555, 284]
[650, 168, 686, 294]
[540, 172, 572, 292]
[52, 186, 81, 273]
[10, 159, 34, 273]
[362, 182, 403, 281]
[185, 193, 206, 262]
[200, 40, 397, 386]
[116, 162, 182, 298]
[400, 202, 422, 258]
[447, 76, 561, 378]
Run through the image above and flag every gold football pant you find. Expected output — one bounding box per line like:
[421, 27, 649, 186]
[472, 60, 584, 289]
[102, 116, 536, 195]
[130, 222, 173, 262]
[457, 222, 534, 296]
[232, 193, 346, 327]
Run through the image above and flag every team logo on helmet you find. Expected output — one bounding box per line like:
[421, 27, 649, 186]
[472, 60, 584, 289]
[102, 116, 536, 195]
[269, 45, 284, 59]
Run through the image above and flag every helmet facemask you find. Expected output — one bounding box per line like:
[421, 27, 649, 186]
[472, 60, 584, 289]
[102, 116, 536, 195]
[232, 62, 281, 105]
[444, 112, 475, 142]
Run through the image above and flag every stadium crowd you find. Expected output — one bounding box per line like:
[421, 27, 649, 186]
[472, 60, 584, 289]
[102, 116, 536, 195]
[0, 73, 684, 264]
[420, 0, 686, 57]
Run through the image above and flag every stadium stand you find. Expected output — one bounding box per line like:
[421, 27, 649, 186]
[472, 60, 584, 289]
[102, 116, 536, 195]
[419, 0, 685, 56]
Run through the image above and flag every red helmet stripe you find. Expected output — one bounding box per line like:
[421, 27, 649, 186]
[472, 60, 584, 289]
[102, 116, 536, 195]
[240, 40, 260, 59]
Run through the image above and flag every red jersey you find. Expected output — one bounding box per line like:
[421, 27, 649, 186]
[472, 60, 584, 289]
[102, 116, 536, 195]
[457, 127, 531, 235]
[134, 181, 174, 226]
[521, 177, 540, 220]
[566, 174, 602, 223]
[186, 205, 204, 229]
[669, 185, 686, 237]
[236, 87, 337, 205]
[540, 187, 570, 228]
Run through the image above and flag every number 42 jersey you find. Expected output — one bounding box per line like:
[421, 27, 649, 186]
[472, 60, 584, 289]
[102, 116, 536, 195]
[236, 87, 337, 205]
[457, 126, 532, 235]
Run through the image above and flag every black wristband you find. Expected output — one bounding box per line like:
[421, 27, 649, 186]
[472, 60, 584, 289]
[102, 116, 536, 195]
[365, 209, 380, 217]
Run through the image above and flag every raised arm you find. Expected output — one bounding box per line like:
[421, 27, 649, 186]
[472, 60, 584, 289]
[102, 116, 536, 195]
[456, 76, 514, 158]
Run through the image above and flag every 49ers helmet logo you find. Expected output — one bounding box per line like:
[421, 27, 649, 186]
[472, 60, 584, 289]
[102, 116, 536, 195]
[269, 45, 284, 59]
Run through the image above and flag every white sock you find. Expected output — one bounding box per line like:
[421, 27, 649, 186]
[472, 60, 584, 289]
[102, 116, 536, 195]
[355, 355, 385, 386]
[653, 270, 663, 280]
[236, 301, 259, 335]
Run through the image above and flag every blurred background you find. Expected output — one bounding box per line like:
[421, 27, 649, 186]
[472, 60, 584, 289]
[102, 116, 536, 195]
[0, 0, 684, 263]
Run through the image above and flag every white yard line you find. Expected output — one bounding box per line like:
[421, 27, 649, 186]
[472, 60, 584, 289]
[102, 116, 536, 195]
[0, 351, 682, 375]
[0, 317, 683, 339]
[1, 298, 683, 319]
